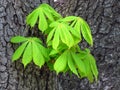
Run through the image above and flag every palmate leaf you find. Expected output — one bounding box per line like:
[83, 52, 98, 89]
[38, 11, 48, 32]
[22, 42, 33, 67]
[11, 36, 48, 68]
[48, 22, 74, 49]
[78, 49, 98, 82]
[26, 9, 39, 27]
[83, 57, 94, 83]
[87, 54, 98, 81]
[59, 24, 74, 48]
[32, 37, 42, 44]
[52, 28, 60, 50]
[80, 18, 93, 46]
[67, 52, 78, 76]
[44, 4, 61, 18]
[11, 36, 27, 43]
[60, 16, 77, 22]
[54, 51, 68, 74]
[32, 41, 45, 68]
[71, 52, 86, 75]
[12, 42, 28, 61]
[35, 42, 49, 61]
[47, 28, 56, 43]
[43, 8, 54, 21]
[26, 3, 61, 32]
[60, 16, 93, 46]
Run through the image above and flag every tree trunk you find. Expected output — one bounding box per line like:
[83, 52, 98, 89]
[0, 0, 120, 90]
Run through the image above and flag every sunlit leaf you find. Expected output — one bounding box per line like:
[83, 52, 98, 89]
[60, 16, 76, 22]
[71, 52, 86, 74]
[39, 11, 48, 32]
[22, 42, 32, 67]
[44, 3, 62, 18]
[49, 49, 59, 56]
[52, 28, 60, 49]
[32, 41, 45, 68]
[88, 54, 98, 81]
[11, 36, 27, 43]
[80, 18, 93, 46]
[47, 28, 56, 43]
[32, 37, 42, 44]
[43, 9, 54, 21]
[67, 52, 78, 76]
[12, 42, 28, 61]
[35, 41, 49, 61]
[26, 3, 61, 32]
[59, 24, 74, 48]
[83, 57, 94, 83]
[54, 51, 67, 74]
[26, 9, 39, 27]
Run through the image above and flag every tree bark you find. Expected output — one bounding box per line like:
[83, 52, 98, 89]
[0, 0, 120, 90]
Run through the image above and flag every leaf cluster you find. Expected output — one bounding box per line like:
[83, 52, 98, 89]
[11, 3, 98, 83]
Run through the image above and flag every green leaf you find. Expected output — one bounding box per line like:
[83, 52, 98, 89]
[88, 54, 98, 81]
[47, 28, 55, 43]
[12, 42, 28, 61]
[70, 28, 80, 39]
[74, 20, 81, 36]
[61, 16, 77, 22]
[71, 52, 86, 74]
[52, 29, 60, 49]
[59, 24, 74, 48]
[67, 52, 78, 76]
[32, 37, 42, 44]
[70, 19, 77, 27]
[43, 9, 54, 21]
[26, 9, 39, 27]
[49, 21, 59, 27]
[38, 11, 48, 32]
[22, 42, 32, 67]
[44, 4, 62, 18]
[49, 49, 59, 56]
[83, 57, 94, 83]
[11, 36, 27, 43]
[32, 41, 45, 68]
[54, 51, 67, 74]
[34, 41, 49, 61]
[80, 18, 93, 46]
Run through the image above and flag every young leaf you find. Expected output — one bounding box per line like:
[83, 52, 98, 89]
[32, 37, 42, 44]
[71, 52, 86, 74]
[80, 18, 93, 46]
[54, 51, 67, 74]
[32, 41, 45, 68]
[36, 42, 49, 61]
[22, 42, 32, 67]
[47, 28, 56, 43]
[88, 54, 98, 81]
[11, 36, 27, 43]
[60, 16, 77, 22]
[43, 9, 54, 21]
[59, 24, 74, 48]
[52, 29, 60, 49]
[83, 57, 94, 83]
[44, 3, 62, 18]
[49, 49, 59, 56]
[12, 42, 28, 61]
[26, 9, 39, 27]
[39, 11, 48, 32]
[67, 52, 78, 76]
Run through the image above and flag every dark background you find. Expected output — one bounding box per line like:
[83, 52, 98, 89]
[0, 0, 120, 90]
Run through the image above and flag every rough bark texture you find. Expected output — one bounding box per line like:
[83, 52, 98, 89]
[0, 0, 120, 90]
